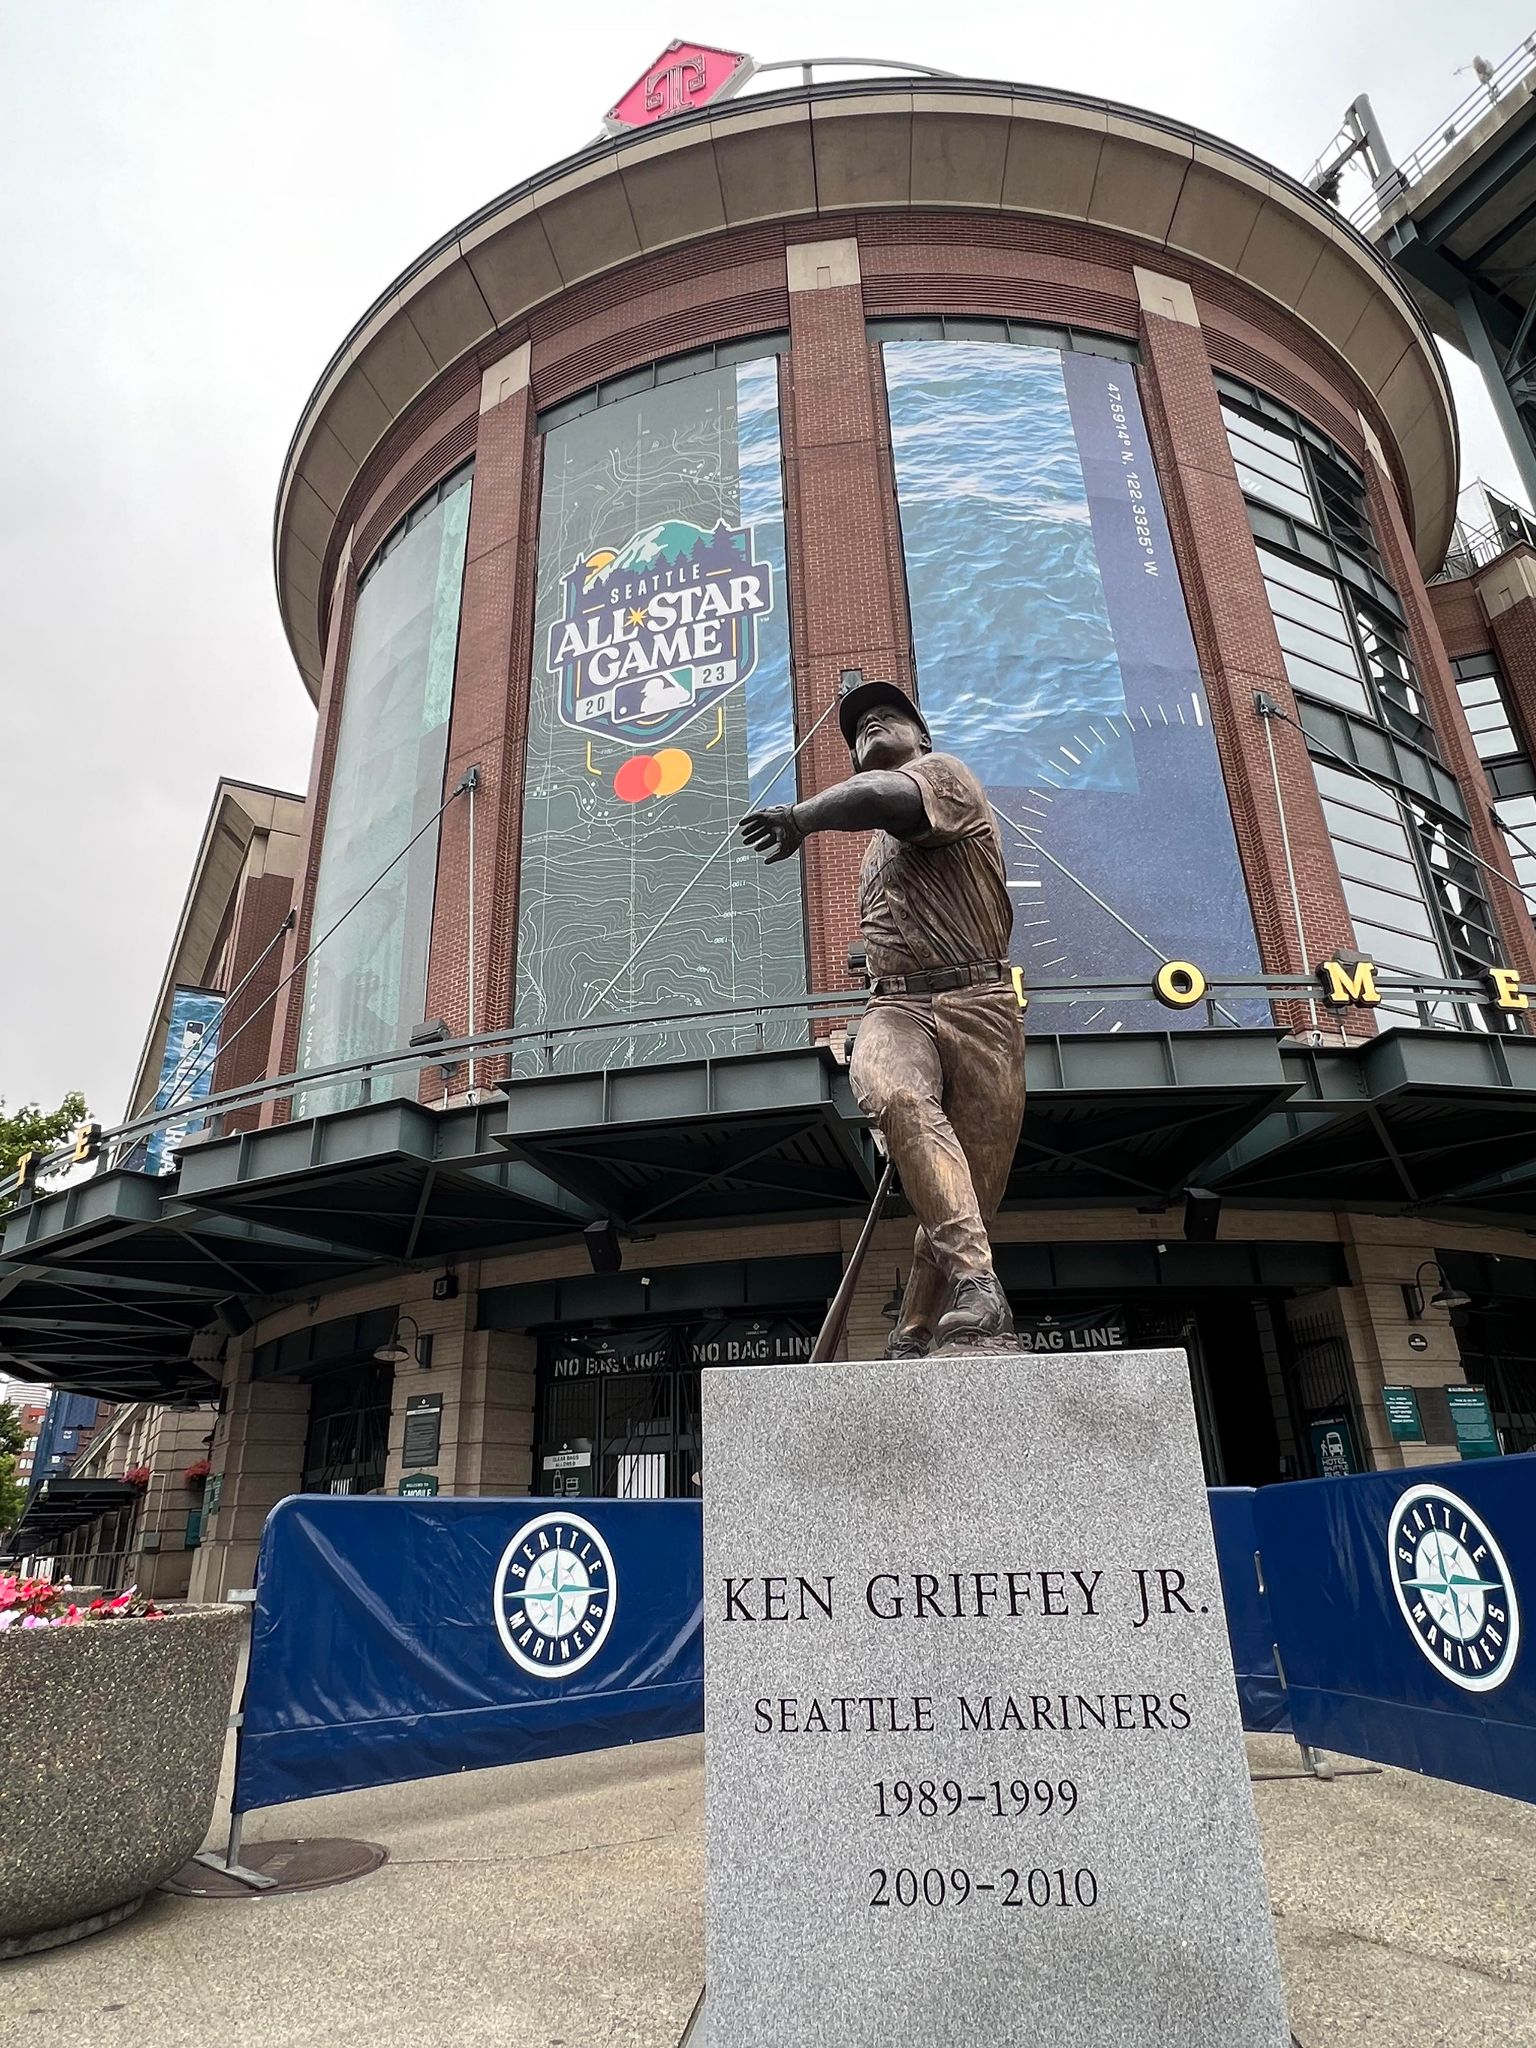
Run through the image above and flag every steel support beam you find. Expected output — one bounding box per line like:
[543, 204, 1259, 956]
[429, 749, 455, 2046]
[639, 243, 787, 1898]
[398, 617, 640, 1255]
[1455, 286, 1536, 511]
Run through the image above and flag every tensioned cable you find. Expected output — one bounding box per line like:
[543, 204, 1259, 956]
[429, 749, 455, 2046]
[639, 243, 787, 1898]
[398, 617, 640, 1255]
[578, 699, 840, 1022]
[152, 910, 296, 1126]
[149, 770, 476, 1126]
[987, 799, 1244, 1028]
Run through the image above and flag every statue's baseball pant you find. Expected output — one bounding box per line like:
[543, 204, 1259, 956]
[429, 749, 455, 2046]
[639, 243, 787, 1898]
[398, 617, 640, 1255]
[849, 981, 1025, 1340]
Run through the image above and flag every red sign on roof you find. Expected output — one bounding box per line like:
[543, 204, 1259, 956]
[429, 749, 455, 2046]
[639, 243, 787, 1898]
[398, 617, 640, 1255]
[605, 41, 754, 131]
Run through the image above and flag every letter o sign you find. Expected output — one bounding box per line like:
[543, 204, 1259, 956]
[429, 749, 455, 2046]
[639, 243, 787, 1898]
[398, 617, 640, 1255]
[1154, 960, 1207, 1009]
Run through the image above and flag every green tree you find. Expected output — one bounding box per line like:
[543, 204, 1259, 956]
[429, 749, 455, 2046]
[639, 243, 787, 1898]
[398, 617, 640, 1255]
[1, 1092, 87, 1213]
[0, 1399, 27, 1536]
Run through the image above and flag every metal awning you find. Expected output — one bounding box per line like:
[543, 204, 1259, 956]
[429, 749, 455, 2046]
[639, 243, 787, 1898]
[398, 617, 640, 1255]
[176, 1097, 596, 1261]
[0, 1260, 220, 1400]
[494, 1046, 878, 1225]
[1207, 1030, 1536, 1221]
[3, 1478, 140, 1552]
[1008, 1030, 1294, 1206]
[11, 1028, 1536, 1401]
[0, 1170, 368, 1296]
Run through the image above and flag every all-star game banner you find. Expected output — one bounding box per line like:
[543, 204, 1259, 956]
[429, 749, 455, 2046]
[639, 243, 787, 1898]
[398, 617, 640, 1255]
[516, 354, 805, 1070]
[883, 341, 1264, 1032]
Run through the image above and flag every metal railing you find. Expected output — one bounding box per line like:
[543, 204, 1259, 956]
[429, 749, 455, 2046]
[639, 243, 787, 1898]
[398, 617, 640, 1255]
[1430, 517, 1512, 582]
[0, 967, 1524, 1209]
[1344, 36, 1536, 234]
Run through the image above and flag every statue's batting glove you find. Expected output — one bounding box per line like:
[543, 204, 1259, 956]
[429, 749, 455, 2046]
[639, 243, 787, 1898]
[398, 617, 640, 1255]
[739, 805, 805, 865]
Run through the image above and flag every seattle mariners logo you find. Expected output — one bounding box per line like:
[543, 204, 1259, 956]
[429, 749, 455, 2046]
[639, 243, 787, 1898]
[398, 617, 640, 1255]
[546, 517, 773, 749]
[494, 1512, 617, 1679]
[1388, 1483, 1520, 1693]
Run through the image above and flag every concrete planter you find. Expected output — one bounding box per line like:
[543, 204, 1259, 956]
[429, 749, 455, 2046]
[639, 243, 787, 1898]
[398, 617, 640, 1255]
[0, 1604, 243, 1955]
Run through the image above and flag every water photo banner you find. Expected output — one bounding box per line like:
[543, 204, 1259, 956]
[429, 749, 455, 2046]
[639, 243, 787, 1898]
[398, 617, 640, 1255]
[883, 341, 1263, 1032]
[516, 355, 805, 1072]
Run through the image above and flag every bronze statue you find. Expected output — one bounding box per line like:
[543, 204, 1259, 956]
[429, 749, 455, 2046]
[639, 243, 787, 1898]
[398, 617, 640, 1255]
[742, 672, 1025, 1355]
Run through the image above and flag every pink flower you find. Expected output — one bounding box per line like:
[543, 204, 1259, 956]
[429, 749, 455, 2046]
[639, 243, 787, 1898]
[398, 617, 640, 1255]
[60, 1606, 84, 1626]
[19, 1614, 43, 1629]
[0, 1612, 15, 1633]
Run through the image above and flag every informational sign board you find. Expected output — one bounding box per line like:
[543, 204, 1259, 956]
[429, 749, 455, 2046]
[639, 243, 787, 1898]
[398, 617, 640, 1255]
[543, 1449, 592, 1474]
[1309, 1413, 1361, 1476]
[1446, 1385, 1500, 1459]
[398, 1473, 439, 1497]
[1013, 1306, 1127, 1353]
[1382, 1386, 1426, 1443]
[402, 1394, 443, 1470]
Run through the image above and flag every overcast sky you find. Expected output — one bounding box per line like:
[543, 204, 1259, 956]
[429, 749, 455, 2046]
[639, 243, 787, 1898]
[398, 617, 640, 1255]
[2, 1, 1532, 1124]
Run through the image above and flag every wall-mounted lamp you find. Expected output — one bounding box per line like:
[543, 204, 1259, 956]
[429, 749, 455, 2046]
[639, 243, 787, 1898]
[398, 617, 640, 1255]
[410, 1018, 457, 1088]
[1402, 1260, 1472, 1319]
[1182, 1187, 1222, 1243]
[373, 1314, 433, 1369]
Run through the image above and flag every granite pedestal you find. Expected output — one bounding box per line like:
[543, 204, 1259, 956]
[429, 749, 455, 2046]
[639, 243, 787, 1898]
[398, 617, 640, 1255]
[696, 1349, 1291, 2047]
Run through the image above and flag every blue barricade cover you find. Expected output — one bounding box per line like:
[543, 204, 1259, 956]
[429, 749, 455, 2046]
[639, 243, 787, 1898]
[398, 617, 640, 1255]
[1207, 1487, 1291, 1734]
[1254, 1453, 1536, 1804]
[234, 1496, 703, 1817]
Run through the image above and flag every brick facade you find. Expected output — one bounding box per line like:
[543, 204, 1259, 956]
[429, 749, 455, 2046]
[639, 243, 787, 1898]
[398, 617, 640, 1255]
[271, 212, 1457, 1071]
[212, 868, 295, 1134]
[1133, 291, 1360, 1035]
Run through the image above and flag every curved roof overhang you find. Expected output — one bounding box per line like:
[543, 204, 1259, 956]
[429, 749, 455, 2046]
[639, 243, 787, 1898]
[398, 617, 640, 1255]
[274, 78, 1459, 702]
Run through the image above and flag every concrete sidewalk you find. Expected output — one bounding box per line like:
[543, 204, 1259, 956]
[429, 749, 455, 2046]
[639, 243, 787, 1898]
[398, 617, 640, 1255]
[3, 1734, 1534, 2048]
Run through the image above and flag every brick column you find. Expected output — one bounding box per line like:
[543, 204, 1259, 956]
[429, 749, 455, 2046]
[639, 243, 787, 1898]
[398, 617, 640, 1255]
[214, 870, 296, 1135]
[376, 1277, 535, 1496]
[1131, 269, 1360, 1037]
[261, 538, 357, 1124]
[424, 344, 538, 1090]
[1363, 431, 1536, 986]
[1478, 549, 1536, 762]
[187, 1347, 309, 1599]
[782, 238, 915, 994]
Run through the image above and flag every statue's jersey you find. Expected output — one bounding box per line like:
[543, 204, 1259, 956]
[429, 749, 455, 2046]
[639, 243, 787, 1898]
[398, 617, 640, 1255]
[857, 754, 1013, 977]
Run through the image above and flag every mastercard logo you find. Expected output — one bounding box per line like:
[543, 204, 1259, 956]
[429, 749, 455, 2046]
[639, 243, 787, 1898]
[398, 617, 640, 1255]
[613, 748, 693, 803]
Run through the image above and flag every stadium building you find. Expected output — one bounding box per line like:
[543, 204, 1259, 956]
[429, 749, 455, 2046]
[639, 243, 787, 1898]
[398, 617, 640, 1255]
[7, 51, 1536, 1599]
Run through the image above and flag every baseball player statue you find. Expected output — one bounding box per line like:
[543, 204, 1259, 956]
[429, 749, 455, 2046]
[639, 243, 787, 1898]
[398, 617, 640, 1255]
[741, 671, 1025, 1355]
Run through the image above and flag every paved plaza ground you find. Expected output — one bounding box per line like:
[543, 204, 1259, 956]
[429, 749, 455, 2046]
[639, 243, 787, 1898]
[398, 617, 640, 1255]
[2, 1731, 1533, 2047]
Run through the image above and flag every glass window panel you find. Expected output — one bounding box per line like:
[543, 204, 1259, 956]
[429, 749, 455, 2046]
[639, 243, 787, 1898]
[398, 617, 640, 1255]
[1315, 760, 1398, 817]
[516, 356, 804, 1074]
[1326, 834, 1421, 891]
[1463, 700, 1515, 735]
[296, 470, 472, 1116]
[1222, 406, 1302, 466]
[1348, 919, 1444, 975]
[1283, 652, 1371, 713]
[1262, 577, 1354, 642]
[1273, 613, 1364, 677]
[1340, 878, 1437, 937]
[1228, 430, 1310, 494]
[1259, 548, 1342, 610]
[1234, 462, 1316, 523]
[1496, 797, 1536, 895]
[1455, 674, 1501, 707]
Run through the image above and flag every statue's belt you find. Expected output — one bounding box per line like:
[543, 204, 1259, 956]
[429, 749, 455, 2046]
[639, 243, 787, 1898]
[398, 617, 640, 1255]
[867, 960, 1008, 998]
